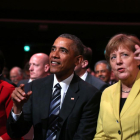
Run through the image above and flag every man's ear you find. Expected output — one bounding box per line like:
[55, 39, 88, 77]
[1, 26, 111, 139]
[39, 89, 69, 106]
[81, 60, 88, 68]
[75, 55, 83, 66]
[44, 64, 50, 72]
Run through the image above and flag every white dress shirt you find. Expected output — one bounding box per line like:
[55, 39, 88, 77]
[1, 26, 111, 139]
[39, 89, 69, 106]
[80, 71, 88, 81]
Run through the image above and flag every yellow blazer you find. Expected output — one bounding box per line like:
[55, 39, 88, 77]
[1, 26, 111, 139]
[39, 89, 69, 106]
[94, 71, 140, 140]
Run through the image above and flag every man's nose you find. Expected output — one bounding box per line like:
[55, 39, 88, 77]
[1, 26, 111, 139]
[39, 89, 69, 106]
[51, 50, 59, 58]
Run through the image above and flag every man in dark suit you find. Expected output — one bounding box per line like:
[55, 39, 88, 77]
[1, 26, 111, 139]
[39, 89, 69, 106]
[75, 47, 108, 92]
[7, 34, 101, 140]
[17, 53, 50, 140]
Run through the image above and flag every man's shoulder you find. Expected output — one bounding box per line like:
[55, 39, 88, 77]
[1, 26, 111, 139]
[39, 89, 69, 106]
[86, 73, 109, 90]
[17, 79, 29, 86]
[32, 74, 54, 86]
[74, 74, 100, 93]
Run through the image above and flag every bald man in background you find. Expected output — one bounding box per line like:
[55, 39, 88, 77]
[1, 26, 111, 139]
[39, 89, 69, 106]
[18, 53, 50, 86]
[18, 53, 50, 140]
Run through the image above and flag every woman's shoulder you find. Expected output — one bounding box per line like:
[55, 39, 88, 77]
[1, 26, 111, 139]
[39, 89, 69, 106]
[102, 82, 119, 97]
[0, 79, 15, 89]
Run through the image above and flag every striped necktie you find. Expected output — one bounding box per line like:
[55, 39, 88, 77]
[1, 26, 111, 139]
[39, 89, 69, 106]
[46, 83, 61, 140]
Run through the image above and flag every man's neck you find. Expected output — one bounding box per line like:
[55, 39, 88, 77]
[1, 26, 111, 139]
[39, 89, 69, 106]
[55, 72, 74, 82]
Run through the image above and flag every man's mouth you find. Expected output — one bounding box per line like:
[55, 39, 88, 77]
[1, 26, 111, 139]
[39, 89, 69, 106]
[51, 61, 60, 65]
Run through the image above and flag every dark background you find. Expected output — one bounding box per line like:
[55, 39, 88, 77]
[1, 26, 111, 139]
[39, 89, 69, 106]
[1, 0, 140, 70]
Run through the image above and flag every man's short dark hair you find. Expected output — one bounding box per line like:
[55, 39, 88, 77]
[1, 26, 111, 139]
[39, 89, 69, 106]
[94, 60, 111, 72]
[83, 47, 92, 68]
[59, 34, 84, 56]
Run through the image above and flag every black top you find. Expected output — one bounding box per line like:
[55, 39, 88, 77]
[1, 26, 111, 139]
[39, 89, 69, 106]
[120, 98, 126, 113]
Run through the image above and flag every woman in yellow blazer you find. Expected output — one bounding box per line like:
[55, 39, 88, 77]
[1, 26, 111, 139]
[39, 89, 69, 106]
[94, 34, 140, 140]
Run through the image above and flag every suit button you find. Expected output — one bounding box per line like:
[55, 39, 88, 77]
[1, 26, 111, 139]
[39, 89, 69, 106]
[116, 120, 119, 123]
[118, 130, 121, 135]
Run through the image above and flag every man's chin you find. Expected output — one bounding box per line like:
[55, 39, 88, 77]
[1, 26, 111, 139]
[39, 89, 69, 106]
[99, 78, 104, 81]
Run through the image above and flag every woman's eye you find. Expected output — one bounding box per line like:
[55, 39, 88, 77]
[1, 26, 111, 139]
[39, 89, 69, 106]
[110, 56, 116, 60]
[123, 53, 128, 56]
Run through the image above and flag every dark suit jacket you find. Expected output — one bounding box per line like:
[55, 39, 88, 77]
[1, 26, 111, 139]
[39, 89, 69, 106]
[85, 72, 109, 93]
[17, 79, 29, 87]
[7, 74, 101, 140]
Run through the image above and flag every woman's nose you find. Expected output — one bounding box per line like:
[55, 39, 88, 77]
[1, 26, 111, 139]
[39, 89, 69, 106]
[116, 56, 122, 65]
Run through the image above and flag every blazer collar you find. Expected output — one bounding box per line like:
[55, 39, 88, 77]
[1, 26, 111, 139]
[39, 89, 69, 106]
[40, 75, 54, 120]
[85, 72, 91, 82]
[113, 71, 140, 119]
[120, 70, 140, 117]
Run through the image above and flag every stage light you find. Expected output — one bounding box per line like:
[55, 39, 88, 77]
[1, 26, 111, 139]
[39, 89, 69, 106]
[24, 45, 30, 52]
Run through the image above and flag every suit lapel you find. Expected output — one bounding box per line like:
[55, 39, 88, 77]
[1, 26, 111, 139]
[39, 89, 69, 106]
[120, 71, 140, 118]
[113, 80, 121, 120]
[85, 72, 90, 83]
[57, 74, 79, 138]
[39, 75, 54, 129]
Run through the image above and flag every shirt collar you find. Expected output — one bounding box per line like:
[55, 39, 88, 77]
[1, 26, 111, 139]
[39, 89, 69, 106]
[80, 71, 88, 81]
[28, 79, 33, 83]
[53, 73, 74, 92]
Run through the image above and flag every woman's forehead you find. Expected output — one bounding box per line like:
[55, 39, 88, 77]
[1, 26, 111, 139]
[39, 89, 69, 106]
[110, 45, 132, 54]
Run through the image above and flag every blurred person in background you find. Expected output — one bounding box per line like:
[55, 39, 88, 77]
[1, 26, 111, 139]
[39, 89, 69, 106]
[75, 47, 108, 92]
[2, 67, 9, 79]
[94, 34, 140, 139]
[0, 50, 23, 140]
[10, 67, 23, 85]
[94, 60, 111, 84]
[22, 62, 30, 80]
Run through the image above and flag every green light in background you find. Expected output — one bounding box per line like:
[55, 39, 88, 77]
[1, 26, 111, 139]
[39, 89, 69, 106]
[24, 46, 30, 52]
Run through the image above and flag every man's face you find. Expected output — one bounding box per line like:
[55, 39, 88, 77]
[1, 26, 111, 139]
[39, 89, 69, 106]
[49, 37, 80, 81]
[95, 63, 111, 83]
[29, 54, 47, 80]
[10, 70, 22, 85]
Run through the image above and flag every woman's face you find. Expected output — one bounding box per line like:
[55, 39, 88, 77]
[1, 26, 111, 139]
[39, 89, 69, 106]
[110, 46, 140, 81]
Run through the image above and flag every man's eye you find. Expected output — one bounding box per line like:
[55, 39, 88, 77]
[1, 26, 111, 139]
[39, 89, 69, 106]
[61, 49, 67, 53]
[51, 47, 55, 51]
